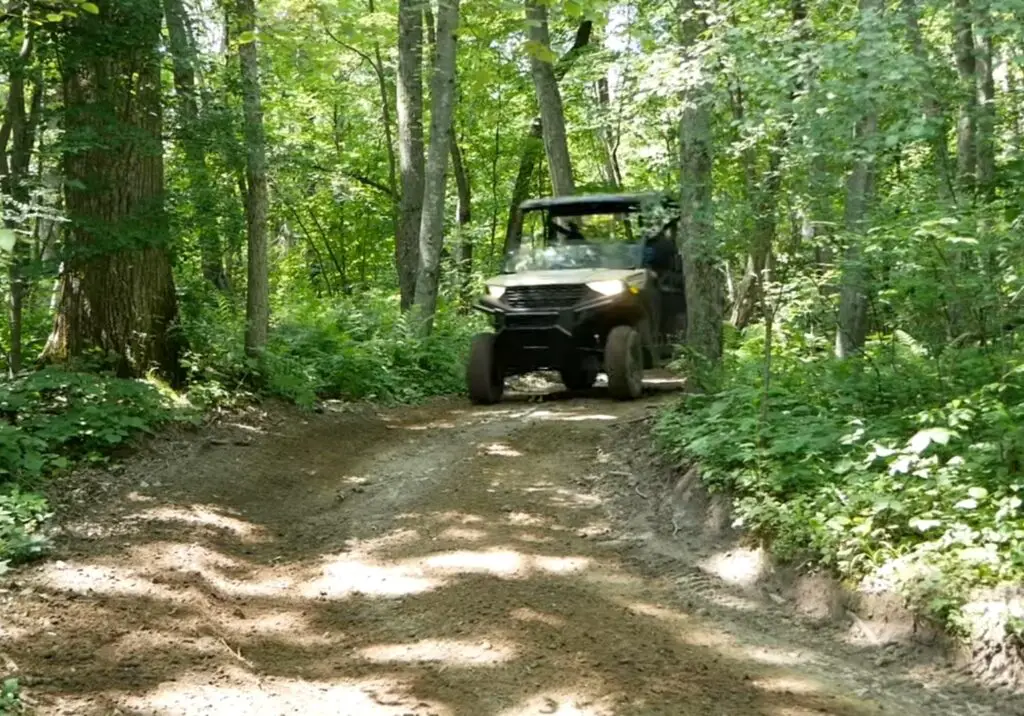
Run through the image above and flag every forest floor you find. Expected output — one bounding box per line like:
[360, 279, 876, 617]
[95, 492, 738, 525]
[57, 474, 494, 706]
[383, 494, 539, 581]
[2, 373, 1023, 715]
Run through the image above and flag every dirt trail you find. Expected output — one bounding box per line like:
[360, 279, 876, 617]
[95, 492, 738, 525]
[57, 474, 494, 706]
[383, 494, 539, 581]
[2, 377, 1021, 715]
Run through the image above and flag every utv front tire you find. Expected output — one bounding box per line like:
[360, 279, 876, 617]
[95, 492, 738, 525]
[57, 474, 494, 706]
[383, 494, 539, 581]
[467, 333, 504, 404]
[605, 325, 644, 400]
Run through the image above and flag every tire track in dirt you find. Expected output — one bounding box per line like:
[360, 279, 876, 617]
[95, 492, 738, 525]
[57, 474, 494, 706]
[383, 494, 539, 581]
[1, 379, 1021, 715]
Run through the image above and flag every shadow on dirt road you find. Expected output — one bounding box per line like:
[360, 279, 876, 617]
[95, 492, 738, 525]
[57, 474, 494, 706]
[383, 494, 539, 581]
[0, 375, 1019, 715]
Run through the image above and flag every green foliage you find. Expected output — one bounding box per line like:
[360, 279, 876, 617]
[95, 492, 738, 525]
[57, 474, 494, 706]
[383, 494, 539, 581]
[0, 368, 190, 569]
[0, 678, 22, 715]
[656, 327, 1024, 629]
[183, 292, 482, 407]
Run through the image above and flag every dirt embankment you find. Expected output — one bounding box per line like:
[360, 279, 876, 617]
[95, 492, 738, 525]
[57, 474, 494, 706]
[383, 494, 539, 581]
[1, 376, 1021, 715]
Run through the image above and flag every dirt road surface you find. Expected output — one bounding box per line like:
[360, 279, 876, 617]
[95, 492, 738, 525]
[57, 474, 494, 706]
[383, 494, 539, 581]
[2, 376, 1021, 715]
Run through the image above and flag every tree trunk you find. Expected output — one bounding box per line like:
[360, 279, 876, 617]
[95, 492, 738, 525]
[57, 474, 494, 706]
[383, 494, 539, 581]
[525, 0, 575, 196]
[411, 0, 459, 333]
[595, 76, 623, 190]
[953, 0, 977, 194]
[901, 0, 956, 202]
[45, 0, 182, 380]
[836, 0, 881, 359]
[679, 0, 723, 369]
[0, 18, 38, 375]
[450, 128, 472, 291]
[237, 0, 270, 356]
[975, 1, 996, 199]
[165, 0, 226, 290]
[397, 0, 426, 310]
[503, 21, 591, 256]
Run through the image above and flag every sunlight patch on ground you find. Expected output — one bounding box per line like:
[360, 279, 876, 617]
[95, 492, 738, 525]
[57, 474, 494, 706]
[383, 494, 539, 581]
[438, 526, 489, 542]
[303, 555, 441, 599]
[133, 504, 265, 541]
[751, 676, 823, 695]
[527, 409, 618, 422]
[479, 442, 523, 457]
[394, 419, 457, 431]
[496, 688, 614, 716]
[123, 669, 451, 716]
[506, 511, 550, 527]
[358, 637, 516, 666]
[698, 547, 771, 587]
[344, 527, 423, 555]
[511, 607, 566, 627]
[415, 548, 592, 579]
[515, 532, 555, 544]
[35, 562, 180, 601]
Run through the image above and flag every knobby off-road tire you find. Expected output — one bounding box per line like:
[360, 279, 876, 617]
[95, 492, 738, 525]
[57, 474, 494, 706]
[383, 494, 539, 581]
[559, 363, 598, 392]
[467, 332, 504, 404]
[605, 325, 644, 400]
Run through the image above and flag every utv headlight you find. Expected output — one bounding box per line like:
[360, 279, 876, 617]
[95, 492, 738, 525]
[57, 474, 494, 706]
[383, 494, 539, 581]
[486, 284, 506, 299]
[587, 279, 626, 296]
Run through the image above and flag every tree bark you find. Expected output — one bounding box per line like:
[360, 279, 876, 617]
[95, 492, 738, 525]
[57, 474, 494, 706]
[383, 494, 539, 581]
[503, 21, 591, 256]
[525, 0, 574, 197]
[953, 0, 977, 194]
[450, 128, 472, 290]
[411, 0, 459, 333]
[45, 0, 182, 380]
[679, 0, 723, 368]
[165, 0, 226, 291]
[397, 0, 426, 310]
[237, 0, 270, 356]
[901, 0, 956, 202]
[975, 1, 996, 199]
[836, 0, 881, 359]
[0, 16, 38, 375]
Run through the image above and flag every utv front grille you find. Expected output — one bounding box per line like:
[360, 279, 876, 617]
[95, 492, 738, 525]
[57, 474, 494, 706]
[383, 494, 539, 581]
[503, 284, 586, 309]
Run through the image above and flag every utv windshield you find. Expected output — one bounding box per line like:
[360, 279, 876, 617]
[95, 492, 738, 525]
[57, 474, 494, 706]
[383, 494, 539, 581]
[503, 242, 641, 272]
[505, 210, 642, 273]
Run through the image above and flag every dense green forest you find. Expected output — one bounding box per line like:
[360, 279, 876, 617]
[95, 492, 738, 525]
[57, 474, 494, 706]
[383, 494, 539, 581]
[0, 0, 1022, 640]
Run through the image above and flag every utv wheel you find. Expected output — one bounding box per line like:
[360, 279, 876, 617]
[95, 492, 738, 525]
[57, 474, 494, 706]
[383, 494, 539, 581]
[559, 363, 597, 392]
[467, 333, 504, 405]
[605, 325, 644, 400]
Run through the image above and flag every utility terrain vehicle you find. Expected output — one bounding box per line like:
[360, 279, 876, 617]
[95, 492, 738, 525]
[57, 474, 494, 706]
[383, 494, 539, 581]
[467, 193, 686, 404]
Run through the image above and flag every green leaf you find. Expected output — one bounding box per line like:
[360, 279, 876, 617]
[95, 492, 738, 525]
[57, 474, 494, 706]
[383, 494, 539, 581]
[80, 2, 99, 13]
[46, 12, 64, 22]
[237, 31, 257, 44]
[0, 229, 16, 253]
[908, 427, 952, 455]
[967, 486, 989, 500]
[955, 498, 978, 510]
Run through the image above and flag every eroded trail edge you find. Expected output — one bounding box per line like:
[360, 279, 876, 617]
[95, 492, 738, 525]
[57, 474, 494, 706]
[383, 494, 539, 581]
[2, 384, 1021, 715]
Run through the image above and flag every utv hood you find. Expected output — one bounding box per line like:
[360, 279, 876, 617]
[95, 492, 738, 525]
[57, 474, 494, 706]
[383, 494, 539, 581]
[485, 268, 643, 288]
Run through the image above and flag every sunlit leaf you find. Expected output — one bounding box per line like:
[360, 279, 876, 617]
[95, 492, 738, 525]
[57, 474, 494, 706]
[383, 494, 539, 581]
[0, 229, 16, 253]
[80, 2, 99, 13]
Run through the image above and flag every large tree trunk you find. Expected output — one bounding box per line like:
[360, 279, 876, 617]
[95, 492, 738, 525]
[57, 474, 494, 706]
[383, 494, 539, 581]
[525, 0, 574, 197]
[237, 0, 270, 356]
[397, 0, 426, 310]
[0, 16, 39, 376]
[411, 0, 459, 333]
[679, 0, 723, 368]
[165, 0, 226, 291]
[503, 21, 591, 256]
[836, 0, 881, 359]
[953, 0, 977, 194]
[44, 0, 182, 380]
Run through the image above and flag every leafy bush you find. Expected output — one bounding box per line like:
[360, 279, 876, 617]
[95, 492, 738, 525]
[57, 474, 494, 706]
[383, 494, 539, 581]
[656, 327, 1024, 628]
[183, 292, 482, 406]
[0, 678, 22, 715]
[0, 368, 189, 569]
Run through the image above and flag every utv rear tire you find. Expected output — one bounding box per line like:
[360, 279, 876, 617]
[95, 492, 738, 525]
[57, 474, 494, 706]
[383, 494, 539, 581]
[467, 333, 503, 405]
[605, 325, 644, 400]
[559, 363, 597, 392]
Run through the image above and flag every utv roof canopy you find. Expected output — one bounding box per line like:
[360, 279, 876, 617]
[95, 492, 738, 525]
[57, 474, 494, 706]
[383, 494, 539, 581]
[519, 192, 673, 216]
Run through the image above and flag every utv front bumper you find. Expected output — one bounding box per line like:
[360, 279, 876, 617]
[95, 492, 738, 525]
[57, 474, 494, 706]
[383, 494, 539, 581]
[471, 291, 644, 374]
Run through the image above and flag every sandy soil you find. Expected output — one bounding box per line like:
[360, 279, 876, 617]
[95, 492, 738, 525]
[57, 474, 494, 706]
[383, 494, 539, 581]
[1, 375, 1021, 715]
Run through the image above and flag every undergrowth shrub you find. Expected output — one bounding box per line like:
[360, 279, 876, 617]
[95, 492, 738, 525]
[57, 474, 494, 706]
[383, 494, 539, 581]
[183, 292, 481, 406]
[0, 368, 190, 571]
[656, 327, 1024, 629]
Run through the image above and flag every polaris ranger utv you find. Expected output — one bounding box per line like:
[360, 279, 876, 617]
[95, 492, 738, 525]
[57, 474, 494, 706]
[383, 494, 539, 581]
[467, 193, 686, 404]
